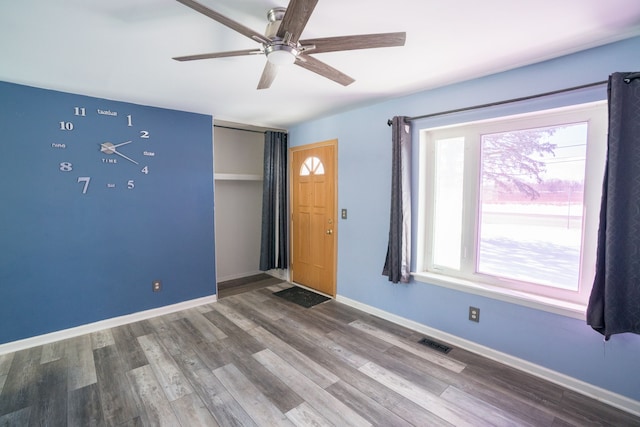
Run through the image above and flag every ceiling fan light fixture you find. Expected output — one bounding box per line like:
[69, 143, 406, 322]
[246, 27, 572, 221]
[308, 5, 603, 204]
[266, 44, 298, 66]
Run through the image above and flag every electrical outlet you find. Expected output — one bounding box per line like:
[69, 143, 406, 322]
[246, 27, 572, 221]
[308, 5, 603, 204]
[152, 280, 162, 292]
[341, 209, 348, 219]
[469, 306, 480, 322]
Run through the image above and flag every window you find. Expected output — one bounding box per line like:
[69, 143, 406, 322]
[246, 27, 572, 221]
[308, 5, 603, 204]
[417, 102, 607, 308]
[300, 156, 324, 176]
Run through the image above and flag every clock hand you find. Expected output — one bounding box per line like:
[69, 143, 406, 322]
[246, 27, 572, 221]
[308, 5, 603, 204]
[111, 148, 139, 165]
[99, 142, 139, 165]
[111, 140, 132, 149]
[99, 141, 132, 153]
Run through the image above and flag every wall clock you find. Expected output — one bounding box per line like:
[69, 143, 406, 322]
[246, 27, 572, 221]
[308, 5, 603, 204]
[54, 105, 156, 194]
[0, 80, 216, 345]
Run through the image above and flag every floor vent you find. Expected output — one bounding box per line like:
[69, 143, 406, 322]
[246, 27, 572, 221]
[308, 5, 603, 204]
[418, 337, 452, 354]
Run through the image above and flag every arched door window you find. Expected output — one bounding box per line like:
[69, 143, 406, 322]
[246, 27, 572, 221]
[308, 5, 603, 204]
[299, 156, 325, 176]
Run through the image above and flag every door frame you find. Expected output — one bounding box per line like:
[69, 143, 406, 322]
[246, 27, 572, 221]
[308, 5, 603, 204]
[289, 139, 338, 296]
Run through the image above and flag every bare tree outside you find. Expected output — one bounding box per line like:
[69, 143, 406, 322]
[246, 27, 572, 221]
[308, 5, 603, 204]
[481, 128, 557, 200]
[477, 123, 588, 290]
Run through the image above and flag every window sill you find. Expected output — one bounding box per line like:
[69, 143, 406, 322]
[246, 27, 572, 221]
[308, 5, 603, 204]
[412, 272, 586, 320]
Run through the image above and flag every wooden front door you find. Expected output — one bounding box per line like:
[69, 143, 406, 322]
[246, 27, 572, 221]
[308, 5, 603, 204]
[291, 140, 337, 296]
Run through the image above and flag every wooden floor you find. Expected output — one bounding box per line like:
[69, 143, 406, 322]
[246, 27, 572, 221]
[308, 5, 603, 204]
[1, 276, 639, 426]
[217, 273, 283, 299]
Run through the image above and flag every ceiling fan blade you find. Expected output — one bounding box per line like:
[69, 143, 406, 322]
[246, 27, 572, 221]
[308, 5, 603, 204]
[277, 0, 318, 43]
[173, 48, 263, 62]
[295, 55, 354, 86]
[257, 62, 279, 90]
[300, 32, 406, 54]
[176, 0, 269, 44]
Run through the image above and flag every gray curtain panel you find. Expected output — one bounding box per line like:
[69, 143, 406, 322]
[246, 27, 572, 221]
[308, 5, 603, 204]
[587, 72, 640, 339]
[260, 131, 288, 271]
[383, 116, 412, 283]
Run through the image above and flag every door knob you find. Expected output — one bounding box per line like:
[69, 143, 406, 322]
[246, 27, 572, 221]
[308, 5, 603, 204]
[326, 229, 333, 235]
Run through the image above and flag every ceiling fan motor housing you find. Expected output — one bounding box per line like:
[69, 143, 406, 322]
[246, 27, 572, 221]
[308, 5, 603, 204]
[265, 7, 299, 65]
[265, 7, 286, 39]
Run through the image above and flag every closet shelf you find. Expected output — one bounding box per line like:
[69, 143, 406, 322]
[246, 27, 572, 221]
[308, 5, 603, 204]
[214, 173, 263, 181]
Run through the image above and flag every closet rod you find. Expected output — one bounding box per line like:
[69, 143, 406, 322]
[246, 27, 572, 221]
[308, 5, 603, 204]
[213, 124, 265, 134]
[213, 124, 287, 134]
[386, 80, 608, 126]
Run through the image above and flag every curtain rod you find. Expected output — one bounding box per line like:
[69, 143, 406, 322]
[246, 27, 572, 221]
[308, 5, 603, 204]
[387, 80, 608, 126]
[213, 124, 287, 134]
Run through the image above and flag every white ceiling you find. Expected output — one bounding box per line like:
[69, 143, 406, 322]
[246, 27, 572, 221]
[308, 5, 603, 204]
[2, 0, 640, 129]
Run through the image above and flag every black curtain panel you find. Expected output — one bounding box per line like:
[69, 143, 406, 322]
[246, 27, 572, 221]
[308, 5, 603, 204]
[260, 131, 288, 271]
[587, 72, 640, 339]
[383, 116, 412, 283]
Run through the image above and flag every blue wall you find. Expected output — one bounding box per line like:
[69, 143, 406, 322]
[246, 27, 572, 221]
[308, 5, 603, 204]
[0, 82, 216, 344]
[289, 37, 640, 401]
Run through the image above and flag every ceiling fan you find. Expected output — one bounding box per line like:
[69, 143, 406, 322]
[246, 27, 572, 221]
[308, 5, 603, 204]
[173, 0, 406, 89]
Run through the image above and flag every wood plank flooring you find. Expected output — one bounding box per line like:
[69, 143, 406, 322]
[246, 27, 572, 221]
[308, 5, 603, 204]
[1, 277, 639, 426]
[217, 273, 283, 298]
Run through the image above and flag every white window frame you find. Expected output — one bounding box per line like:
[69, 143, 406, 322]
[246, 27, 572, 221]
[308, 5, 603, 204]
[414, 102, 608, 319]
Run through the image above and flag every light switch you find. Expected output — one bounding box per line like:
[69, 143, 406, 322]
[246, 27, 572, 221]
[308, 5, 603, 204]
[341, 209, 347, 219]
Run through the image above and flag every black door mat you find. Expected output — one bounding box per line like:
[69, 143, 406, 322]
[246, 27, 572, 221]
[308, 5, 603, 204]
[273, 286, 330, 308]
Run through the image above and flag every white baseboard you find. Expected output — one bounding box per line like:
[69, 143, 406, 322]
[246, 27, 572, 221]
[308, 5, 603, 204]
[216, 270, 264, 283]
[0, 295, 217, 356]
[265, 268, 289, 281]
[336, 294, 640, 418]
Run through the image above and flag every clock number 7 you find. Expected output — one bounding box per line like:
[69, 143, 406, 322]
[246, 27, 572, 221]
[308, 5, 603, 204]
[77, 177, 91, 194]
